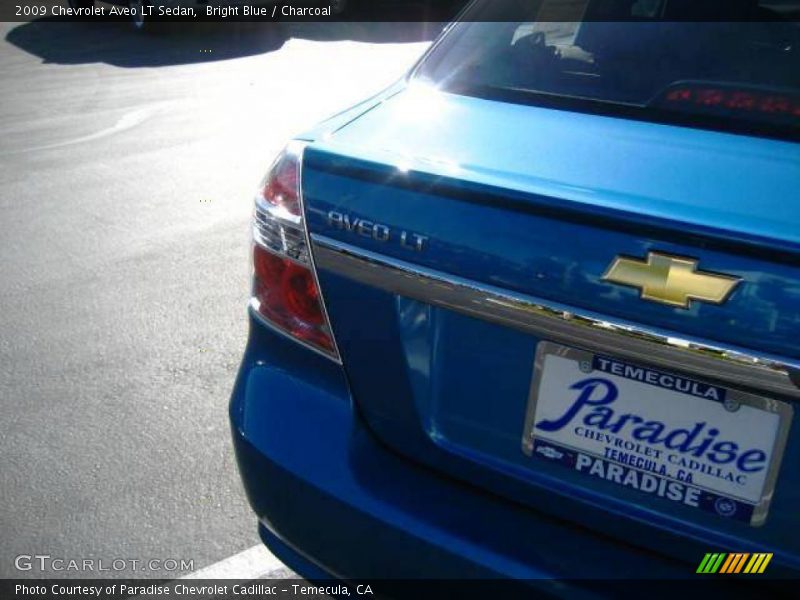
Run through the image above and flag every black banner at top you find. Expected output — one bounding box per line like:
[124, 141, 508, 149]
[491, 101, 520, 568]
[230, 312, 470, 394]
[5, 0, 800, 23]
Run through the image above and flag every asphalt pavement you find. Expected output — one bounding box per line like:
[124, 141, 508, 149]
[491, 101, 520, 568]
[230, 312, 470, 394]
[0, 15, 433, 579]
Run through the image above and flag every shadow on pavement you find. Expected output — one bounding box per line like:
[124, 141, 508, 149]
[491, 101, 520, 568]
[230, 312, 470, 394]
[5, 17, 441, 68]
[5, 19, 286, 67]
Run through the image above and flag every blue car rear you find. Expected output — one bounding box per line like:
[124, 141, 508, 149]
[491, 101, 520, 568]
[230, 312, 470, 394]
[230, 0, 800, 591]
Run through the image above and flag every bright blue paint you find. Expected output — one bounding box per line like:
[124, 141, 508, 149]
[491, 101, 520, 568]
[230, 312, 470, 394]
[232, 313, 694, 581]
[232, 58, 800, 583]
[314, 90, 800, 248]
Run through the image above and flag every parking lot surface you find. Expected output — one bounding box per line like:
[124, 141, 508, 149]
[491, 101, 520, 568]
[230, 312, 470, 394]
[0, 17, 433, 578]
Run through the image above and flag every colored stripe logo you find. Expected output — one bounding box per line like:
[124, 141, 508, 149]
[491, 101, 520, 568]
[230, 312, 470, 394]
[697, 553, 772, 574]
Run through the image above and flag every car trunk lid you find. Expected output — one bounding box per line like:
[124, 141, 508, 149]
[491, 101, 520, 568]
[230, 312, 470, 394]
[302, 89, 800, 571]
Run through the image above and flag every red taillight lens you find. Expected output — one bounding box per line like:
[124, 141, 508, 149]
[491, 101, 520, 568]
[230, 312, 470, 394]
[262, 152, 301, 217]
[253, 245, 333, 352]
[251, 143, 338, 358]
[283, 264, 324, 326]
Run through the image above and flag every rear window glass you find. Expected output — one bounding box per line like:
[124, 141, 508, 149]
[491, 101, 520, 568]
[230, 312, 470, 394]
[415, 0, 800, 138]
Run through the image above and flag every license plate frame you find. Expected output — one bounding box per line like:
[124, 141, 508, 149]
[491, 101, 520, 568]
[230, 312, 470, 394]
[522, 341, 793, 526]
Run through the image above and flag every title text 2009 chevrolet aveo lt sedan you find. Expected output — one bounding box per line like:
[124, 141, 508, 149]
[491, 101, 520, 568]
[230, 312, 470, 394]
[230, 0, 800, 590]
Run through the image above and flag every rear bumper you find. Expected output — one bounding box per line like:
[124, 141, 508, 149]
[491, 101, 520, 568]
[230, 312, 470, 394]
[230, 316, 699, 587]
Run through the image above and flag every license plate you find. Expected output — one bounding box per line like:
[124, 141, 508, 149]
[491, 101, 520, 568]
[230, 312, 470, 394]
[522, 342, 792, 526]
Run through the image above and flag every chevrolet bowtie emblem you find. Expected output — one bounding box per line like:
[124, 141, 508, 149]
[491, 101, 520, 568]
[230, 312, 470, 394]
[602, 252, 740, 309]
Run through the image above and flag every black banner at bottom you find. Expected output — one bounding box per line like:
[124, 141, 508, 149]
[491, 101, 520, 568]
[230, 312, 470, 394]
[1, 578, 792, 600]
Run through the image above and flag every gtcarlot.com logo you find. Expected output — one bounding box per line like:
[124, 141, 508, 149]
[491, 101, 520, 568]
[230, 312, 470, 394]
[14, 554, 194, 573]
[696, 552, 773, 574]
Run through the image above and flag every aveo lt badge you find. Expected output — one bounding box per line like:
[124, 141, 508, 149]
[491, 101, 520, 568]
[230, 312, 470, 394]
[327, 211, 428, 252]
[602, 252, 740, 309]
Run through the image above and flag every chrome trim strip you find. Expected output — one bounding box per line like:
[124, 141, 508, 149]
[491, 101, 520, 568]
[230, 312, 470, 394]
[311, 235, 800, 399]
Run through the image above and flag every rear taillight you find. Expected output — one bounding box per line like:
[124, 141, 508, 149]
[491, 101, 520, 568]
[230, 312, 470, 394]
[250, 142, 339, 359]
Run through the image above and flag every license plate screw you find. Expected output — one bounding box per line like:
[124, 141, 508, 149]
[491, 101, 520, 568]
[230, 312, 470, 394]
[724, 398, 741, 412]
[579, 360, 593, 373]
